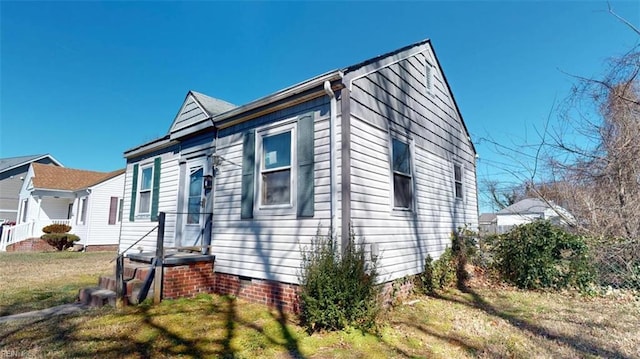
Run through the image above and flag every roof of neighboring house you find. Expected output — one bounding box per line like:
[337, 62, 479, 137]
[0, 154, 62, 173]
[31, 163, 125, 191]
[497, 198, 554, 215]
[478, 213, 497, 223]
[191, 91, 236, 117]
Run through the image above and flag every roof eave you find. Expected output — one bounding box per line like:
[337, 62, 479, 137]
[214, 70, 343, 128]
[124, 135, 178, 159]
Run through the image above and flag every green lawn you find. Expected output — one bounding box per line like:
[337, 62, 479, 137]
[0, 251, 114, 315]
[1, 251, 638, 358]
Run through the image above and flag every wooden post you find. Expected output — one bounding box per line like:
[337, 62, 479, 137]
[153, 212, 165, 304]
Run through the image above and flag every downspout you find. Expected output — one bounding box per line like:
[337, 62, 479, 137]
[323, 81, 338, 237]
[203, 129, 218, 255]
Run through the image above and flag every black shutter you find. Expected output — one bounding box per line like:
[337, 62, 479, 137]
[297, 113, 315, 217]
[150, 157, 161, 221]
[241, 130, 255, 219]
[129, 164, 139, 222]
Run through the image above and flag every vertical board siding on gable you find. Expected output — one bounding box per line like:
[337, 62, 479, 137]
[119, 153, 180, 254]
[84, 175, 125, 246]
[172, 96, 208, 133]
[347, 48, 478, 283]
[211, 99, 336, 284]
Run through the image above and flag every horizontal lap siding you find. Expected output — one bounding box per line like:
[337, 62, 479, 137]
[85, 175, 125, 246]
[119, 153, 180, 253]
[347, 46, 478, 283]
[212, 99, 337, 284]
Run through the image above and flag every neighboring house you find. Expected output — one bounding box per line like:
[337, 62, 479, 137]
[119, 39, 478, 297]
[495, 197, 574, 233]
[478, 213, 498, 235]
[1, 163, 125, 251]
[0, 154, 62, 223]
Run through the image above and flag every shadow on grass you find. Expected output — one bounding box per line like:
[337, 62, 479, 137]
[0, 294, 305, 358]
[432, 283, 634, 359]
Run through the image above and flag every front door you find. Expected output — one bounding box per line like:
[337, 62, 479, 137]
[182, 158, 207, 247]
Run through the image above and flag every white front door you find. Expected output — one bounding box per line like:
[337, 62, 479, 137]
[181, 158, 207, 247]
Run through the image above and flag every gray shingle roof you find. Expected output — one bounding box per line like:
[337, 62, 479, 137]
[497, 198, 551, 215]
[191, 91, 236, 117]
[0, 154, 60, 173]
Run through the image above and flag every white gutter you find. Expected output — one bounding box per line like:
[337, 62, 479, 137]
[324, 81, 338, 235]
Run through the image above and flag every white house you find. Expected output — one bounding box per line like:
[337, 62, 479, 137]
[495, 197, 575, 233]
[1, 163, 125, 251]
[118, 39, 478, 306]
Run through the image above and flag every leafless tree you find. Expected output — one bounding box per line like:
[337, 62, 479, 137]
[546, 48, 640, 240]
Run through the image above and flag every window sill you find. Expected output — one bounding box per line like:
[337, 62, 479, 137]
[391, 207, 414, 216]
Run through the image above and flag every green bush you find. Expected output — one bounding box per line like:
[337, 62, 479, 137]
[418, 228, 478, 293]
[418, 248, 456, 293]
[491, 220, 594, 291]
[298, 227, 379, 332]
[41, 233, 80, 251]
[42, 223, 72, 234]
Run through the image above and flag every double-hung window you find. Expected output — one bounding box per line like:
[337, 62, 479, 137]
[392, 138, 413, 209]
[259, 128, 293, 207]
[138, 166, 153, 214]
[241, 113, 314, 219]
[454, 164, 463, 200]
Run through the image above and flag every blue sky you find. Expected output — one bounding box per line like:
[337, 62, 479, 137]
[1, 1, 638, 213]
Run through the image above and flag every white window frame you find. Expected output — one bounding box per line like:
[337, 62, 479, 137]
[454, 163, 464, 201]
[390, 136, 415, 212]
[425, 62, 436, 96]
[254, 120, 297, 215]
[117, 198, 124, 223]
[137, 164, 154, 216]
[79, 197, 88, 225]
[20, 199, 29, 223]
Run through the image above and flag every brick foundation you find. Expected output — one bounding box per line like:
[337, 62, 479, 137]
[213, 273, 300, 313]
[163, 261, 216, 299]
[6, 238, 56, 252]
[379, 275, 418, 307]
[150, 259, 413, 314]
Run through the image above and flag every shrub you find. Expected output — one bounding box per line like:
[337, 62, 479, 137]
[41, 233, 80, 251]
[42, 223, 72, 234]
[418, 248, 456, 293]
[491, 220, 595, 291]
[298, 226, 379, 332]
[418, 227, 478, 293]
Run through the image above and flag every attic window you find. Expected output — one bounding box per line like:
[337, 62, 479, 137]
[425, 63, 436, 95]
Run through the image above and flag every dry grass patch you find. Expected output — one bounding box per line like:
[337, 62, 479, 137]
[0, 251, 114, 315]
